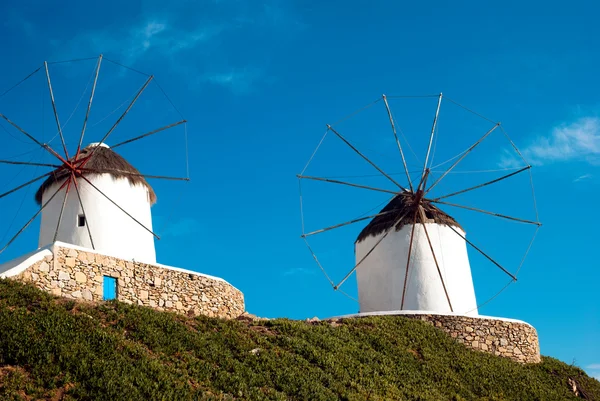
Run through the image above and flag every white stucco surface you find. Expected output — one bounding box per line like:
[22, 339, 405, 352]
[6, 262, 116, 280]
[355, 223, 479, 315]
[38, 174, 156, 263]
[0, 245, 52, 278]
[329, 310, 533, 325]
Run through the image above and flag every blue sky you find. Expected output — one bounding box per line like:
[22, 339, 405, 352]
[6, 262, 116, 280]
[0, 0, 599, 378]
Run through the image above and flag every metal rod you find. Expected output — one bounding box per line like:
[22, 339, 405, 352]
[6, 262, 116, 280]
[432, 166, 531, 201]
[0, 171, 54, 200]
[0, 179, 68, 255]
[0, 113, 70, 165]
[302, 210, 397, 238]
[297, 175, 399, 195]
[44, 61, 69, 159]
[77, 174, 160, 239]
[335, 230, 391, 290]
[421, 93, 443, 183]
[53, 177, 73, 242]
[0, 159, 62, 168]
[445, 224, 517, 281]
[111, 120, 187, 148]
[77, 54, 103, 157]
[326, 124, 407, 191]
[426, 123, 500, 194]
[400, 211, 419, 309]
[79, 168, 190, 181]
[419, 211, 453, 312]
[94, 75, 154, 150]
[430, 199, 541, 226]
[382, 94, 413, 191]
[71, 172, 95, 250]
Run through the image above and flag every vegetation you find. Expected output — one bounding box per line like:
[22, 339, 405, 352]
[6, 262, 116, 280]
[0, 279, 598, 400]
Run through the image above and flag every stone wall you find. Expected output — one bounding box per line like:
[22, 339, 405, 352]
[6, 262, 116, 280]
[401, 314, 540, 363]
[16, 245, 244, 319]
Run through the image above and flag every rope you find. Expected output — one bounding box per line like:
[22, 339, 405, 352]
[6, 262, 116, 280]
[329, 97, 382, 127]
[0, 66, 42, 99]
[443, 96, 497, 124]
[300, 129, 328, 175]
[386, 94, 440, 99]
[154, 79, 185, 120]
[46, 56, 99, 65]
[103, 57, 151, 77]
[0, 148, 42, 244]
[430, 115, 440, 169]
[184, 122, 190, 179]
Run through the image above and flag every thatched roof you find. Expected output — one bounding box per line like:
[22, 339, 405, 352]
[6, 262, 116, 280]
[35, 144, 156, 205]
[356, 191, 462, 243]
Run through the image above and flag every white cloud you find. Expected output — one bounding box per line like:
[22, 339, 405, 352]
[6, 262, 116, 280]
[502, 117, 600, 167]
[573, 174, 592, 183]
[205, 68, 263, 95]
[587, 363, 600, 370]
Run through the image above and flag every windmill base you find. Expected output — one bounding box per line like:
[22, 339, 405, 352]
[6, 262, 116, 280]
[0, 242, 245, 319]
[330, 310, 541, 364]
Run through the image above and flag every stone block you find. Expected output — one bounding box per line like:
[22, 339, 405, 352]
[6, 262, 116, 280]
[75, 272, 87, 283]
[58, 272, 71, 281]
[65, 258, 76, 267]
[38, 262, 50, 272]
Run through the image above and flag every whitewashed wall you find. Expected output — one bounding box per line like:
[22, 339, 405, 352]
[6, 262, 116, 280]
[38, 174, 156, 263]
[355, 223, 478, 315]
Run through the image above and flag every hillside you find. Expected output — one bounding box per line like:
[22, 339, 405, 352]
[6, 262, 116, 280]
[0, 280, 598, 401]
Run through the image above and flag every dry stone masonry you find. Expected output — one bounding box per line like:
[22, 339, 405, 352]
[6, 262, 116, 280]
[401, 313, 541, 363]
[15, 245, 244, 319]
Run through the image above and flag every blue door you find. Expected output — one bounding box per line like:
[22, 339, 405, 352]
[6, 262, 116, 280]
[103, 276, 117, 300]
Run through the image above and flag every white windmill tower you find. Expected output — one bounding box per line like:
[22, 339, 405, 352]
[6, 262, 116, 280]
[298, 93, 541, 316]
[36, 142, 158, 263]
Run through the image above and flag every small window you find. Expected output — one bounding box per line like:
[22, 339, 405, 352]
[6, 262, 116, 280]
[78, 214, 86, 227]
[103, 276, 117, 300]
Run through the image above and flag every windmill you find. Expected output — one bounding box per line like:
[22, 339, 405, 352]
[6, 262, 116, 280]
[0, 54, 189, 263]
[298, 93, 541, 316]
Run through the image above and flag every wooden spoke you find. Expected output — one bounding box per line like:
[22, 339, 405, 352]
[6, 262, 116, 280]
[301, 210, 397, 238]
[0, 160, 62, 168]
[419, 210, 453, 312]
[382, 94, 413, 191]
[421, 93, 442, 185]
[326, 124, 407, 191]
[79, 168, 190, 182]
[77, 174, 160, 239]
[0, 171, 55, 200]
[91, 75, 154, 152]
[297, 175, 399, 195]
[445, 223, 517, 281]
[71, 172, 95, 250]
[0, 113, 69, 165]
[432, 166, 530, 201]
[53, 178, 73, 242]
[0, 179, 69, 255]
[111, 120, 187, 149]
[77, 55, 103, 157]
[400, 211, 419, 309]
[430, 199, 541, 226]
[426, 123, 500, 194]
[44, 61, 69, 159]
[334, 230, 391, 290]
